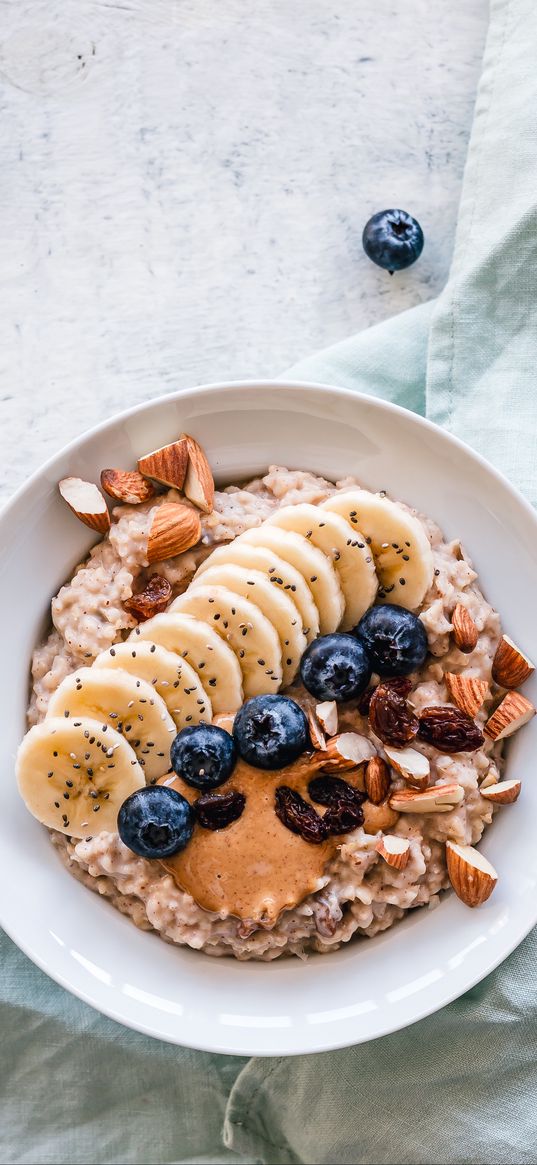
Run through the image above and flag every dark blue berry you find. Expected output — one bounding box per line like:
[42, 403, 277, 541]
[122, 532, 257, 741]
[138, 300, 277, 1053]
[300, 633, 372, 702]
[233, 694, 308, 770]
[362, 209, 424, 273]
[117, 785, 194, 859]
[354, 604, 428, 677]
[170, 724, 237, 790]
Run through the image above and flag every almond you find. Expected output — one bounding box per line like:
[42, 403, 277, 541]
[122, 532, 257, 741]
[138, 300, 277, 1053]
[362, 799, 400, 834]
[451, 604, 478, 653]
[315, 700, 338, 737]
[307, 708, 327, 752]
[480, 778, 521, 804]
[365, 756, 391, 804]
[58, 477, 110, 534]
[479, 765, 499, 790]
[183, 435, 215, 513]
[484, 691, 536, 741]
[146, 502, 201, 564]
[444, 673, 489, 718]
[375, 835, 411, 870]
[320, 732, 376, 772]
[212, 712, 236, 734]
[384, 745, 430, 790]
[138, 438, 189, 490]
[492, 635, 535, 689]
[389, 782, 464, 814]
[100, 468, 155, 505]
[445, 841, 498, 907]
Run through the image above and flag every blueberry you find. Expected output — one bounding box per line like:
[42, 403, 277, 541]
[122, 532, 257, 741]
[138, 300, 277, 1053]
[354, 604, 428, 677]
[299, 633, 372, 702]
[170, 724, 237, 790]
[233, 694, 308, 770]
[117, 785, 194, 859]
[362, 209, 424, 273]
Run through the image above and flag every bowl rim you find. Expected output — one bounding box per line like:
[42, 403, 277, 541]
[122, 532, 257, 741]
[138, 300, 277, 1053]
[3, 377, 537, 1055]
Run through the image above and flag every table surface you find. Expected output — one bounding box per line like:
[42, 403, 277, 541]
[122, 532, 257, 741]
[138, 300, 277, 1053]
[0, 0, 487, 503]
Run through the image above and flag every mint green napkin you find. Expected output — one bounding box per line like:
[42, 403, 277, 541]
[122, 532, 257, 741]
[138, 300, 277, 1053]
[3, 1, 537, 1162]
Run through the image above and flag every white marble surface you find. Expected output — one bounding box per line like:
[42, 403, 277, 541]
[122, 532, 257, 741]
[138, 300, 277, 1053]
[0, 0, 488, 502]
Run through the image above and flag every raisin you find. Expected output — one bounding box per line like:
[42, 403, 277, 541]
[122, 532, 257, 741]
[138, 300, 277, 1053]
[195, 790, 246, 830]
[369, 681, 418, 747]
[308, 774, 366, 809]
[323, 800, 364, 835]
[357, 676, 412, 716]
[275, 786, 329, 844]
[417, 705, 485, 753]
[124, 574, 172, 622]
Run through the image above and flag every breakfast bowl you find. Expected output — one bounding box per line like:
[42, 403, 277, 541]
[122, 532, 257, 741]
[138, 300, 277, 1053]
[2, 379, 537, 1056]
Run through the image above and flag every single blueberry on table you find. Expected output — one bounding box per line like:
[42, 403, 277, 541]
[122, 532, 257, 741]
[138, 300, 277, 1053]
[299, 633, 372, 702]
[170, 723, 237, 790]
[118, 784, 194, 859]
[354, 604, 428, 677]
[362, 209, 424, 273]
[233, 694, 309, 770]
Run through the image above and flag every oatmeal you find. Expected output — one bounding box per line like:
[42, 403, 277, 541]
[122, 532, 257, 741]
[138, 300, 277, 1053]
[17, 441, 536, 961]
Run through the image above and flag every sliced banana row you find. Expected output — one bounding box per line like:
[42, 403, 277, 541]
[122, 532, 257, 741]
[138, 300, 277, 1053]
[17, 488, 433, 837]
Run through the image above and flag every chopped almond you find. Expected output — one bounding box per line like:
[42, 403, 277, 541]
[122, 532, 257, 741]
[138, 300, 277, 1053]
[58, 477, 110, 534]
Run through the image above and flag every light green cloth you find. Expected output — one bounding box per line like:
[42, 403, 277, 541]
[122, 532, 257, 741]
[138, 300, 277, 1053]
[3, 1, 537, 1162]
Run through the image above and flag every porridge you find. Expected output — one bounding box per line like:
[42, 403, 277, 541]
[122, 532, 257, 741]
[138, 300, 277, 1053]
[16, 435, 535, 960]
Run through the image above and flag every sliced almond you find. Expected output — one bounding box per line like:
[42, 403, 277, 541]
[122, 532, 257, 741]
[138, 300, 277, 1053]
[362, 799, 400, 834]
[212, 712, 236, 734]
[146, 502, 201, 564]
[321, 732, 376, 772]
[446, 841, 498, 907]
[58, 477, 110, 534]
[444, 673, 489, 718]
[480, 778, 521, 805]
[316, 700, 338, 737]
[384, 745, 430, 791]
[365, 756, 391, 804]
[100, 468, 155, 505]
[307, 708, 327, 752]
[492, 635, 535, 689]
[451, 604, 478, 653]
[183, 435, 215, 513]
[484, 691, 536, 741]
[138, 438, 189, 490]
[389, 782, 464, 814]
[375, 835, 410, 870]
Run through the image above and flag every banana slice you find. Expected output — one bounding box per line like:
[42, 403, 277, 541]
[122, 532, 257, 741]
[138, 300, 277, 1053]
[194, 542, 319, 643]
[266, 503, 378, 631]
[322, 489, 434, 611]
[130, 612, 243, 714]
[94, 642, 212, 729]
[190, 564, 306, 686]
[16, 716, 144, 837]
[239, 526, 344, 634]
[46, 668, 175, 781]
[171, 585, 283, 697]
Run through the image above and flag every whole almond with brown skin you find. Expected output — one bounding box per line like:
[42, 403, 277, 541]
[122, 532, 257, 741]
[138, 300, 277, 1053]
[491, 635, 535, 689]
[138, 438, 189, 490]
[451, 604, 478, 653]
[101, 468, 155, 505]
[146, 502, 201, 564]
[444, 673, 489, 718]
[365, 756, 391, 804]
[183, 435, 215, 513]
[124, 574, 172, 621]
[417, 705, 484, 752]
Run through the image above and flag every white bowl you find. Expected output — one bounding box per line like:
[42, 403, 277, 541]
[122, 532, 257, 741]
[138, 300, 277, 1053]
[2, 380, 537, 1056]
